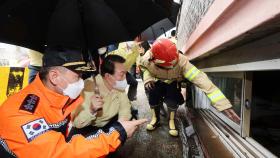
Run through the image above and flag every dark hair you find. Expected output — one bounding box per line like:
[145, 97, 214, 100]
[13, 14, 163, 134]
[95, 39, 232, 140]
[140, 41, 151, 52]
[100, 55, 126, 77]
[39, 66, 65, 81]
[171, 30, 176, 37]
[39, 67, 52, 81]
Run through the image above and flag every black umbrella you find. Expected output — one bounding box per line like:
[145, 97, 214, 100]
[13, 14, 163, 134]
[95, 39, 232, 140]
[0, 0, 170, 53]
[138, 0, 180, 41]
[140, 18, 175, 41]
[0, 0, 58, 52]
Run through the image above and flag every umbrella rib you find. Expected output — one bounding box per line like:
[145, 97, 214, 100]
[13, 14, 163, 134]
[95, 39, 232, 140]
[151, 26, 156, 40]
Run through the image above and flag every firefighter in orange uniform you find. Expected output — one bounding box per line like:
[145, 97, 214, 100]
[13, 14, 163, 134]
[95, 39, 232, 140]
[138, 38, 240, 137]
[0, 47, 146, 158]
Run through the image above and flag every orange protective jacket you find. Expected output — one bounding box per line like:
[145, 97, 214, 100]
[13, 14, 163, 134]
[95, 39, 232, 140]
[0, 75, 127, 158]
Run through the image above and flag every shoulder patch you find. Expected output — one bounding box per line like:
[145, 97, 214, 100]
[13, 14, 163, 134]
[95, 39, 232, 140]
[21, 118, 50, 142]
[20, 94, 39, 113]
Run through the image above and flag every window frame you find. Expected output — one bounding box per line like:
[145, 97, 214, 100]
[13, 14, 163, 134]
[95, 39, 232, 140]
[193, 71, 252, 135]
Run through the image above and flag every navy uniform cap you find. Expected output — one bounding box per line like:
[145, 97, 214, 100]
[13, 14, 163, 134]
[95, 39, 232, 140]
[42, 47, 96, 73]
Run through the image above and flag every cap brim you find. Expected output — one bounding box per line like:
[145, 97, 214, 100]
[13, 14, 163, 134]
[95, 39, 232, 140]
[64, 65, 96, 74]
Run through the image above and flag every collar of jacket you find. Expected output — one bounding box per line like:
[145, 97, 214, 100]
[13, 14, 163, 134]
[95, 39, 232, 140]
[31, 75, 83, 117]
[95, 74, 111, 96]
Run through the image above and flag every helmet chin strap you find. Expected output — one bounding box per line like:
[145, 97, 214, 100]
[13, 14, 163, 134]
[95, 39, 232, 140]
[155, 64, 173, 69]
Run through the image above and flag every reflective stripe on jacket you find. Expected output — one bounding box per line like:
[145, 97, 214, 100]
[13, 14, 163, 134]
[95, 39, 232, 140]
[139, 53, 232, 111]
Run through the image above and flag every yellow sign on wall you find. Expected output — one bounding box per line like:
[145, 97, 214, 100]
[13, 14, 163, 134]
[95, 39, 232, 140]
[0, 67, 29, 105]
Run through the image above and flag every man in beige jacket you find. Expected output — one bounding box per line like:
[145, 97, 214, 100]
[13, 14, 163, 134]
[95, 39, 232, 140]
[108, 41, 141, 101]
[138, 38, 240, 137]
[71, 55, 132, 136]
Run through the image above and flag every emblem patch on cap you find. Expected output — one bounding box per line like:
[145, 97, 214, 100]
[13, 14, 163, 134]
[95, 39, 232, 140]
[21, 118, 50, 142]
[20, 94, 39, 113]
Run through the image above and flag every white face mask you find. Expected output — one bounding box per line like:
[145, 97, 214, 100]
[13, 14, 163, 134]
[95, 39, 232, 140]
[60, 77, 84, 99]
[113, 78, 128, 91]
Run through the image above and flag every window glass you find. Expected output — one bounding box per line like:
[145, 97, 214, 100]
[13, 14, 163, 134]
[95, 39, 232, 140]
[209, 76, 243, 117]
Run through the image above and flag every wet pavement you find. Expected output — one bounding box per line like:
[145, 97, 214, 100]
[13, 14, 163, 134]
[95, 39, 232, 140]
[114, 81, 183, 158]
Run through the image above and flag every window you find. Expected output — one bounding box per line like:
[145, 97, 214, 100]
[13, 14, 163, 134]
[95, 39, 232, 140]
[193, 72, 245, 133]
[210, 75, 243, 117]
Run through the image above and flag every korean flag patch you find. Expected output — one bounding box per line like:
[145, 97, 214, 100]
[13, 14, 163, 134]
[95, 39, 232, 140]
[21, 118, 50, 142]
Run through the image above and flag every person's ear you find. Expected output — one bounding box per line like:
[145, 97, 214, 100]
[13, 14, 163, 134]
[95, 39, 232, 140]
[48, 69, 60, 85]
[104, 73, 115, 85]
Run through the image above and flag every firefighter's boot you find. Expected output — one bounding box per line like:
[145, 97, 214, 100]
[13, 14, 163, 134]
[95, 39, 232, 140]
[146, 107, 160, 131]
[169, 111, 178, 136]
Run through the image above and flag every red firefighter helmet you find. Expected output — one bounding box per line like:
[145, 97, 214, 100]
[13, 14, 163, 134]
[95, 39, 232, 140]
[150, 38, 178, 68]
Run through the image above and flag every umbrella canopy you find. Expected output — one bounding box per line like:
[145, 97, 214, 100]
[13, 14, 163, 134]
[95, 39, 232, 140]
[158, 27, 176, 39]
[0, 0, 170, 53]
[0, 0, 58, 52]
[140, 18, 175, 41]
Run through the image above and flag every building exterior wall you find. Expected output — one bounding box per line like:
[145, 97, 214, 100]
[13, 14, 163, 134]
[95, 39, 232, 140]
[177, 0, 280, 60]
